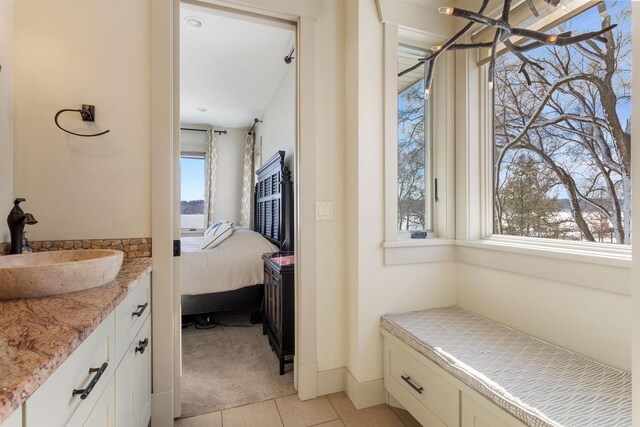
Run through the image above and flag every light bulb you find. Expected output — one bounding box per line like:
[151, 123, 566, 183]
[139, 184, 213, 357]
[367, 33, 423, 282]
[547, 34, 559, 44]
[488, 81, 494, 90]
[438, 6, 454, 15]
[431, 45, 443, 52]
[424, 88, 431, 99]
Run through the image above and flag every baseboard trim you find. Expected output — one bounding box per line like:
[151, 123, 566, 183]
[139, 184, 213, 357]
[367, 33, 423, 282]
[152, 390, 174, 426]
[317, 367, 345, 396]
[344, 369, 386, 409]
[298, 362, 319, 401]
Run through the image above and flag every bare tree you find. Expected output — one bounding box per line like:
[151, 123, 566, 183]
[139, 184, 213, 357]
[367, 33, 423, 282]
[398, 81, 426, 230]
[494, 2, 631, 244]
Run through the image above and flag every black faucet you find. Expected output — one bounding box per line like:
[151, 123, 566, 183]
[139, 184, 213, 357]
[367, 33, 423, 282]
[7, 198, 38, 255]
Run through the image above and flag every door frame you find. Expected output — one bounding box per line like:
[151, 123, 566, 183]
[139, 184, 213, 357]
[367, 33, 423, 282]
[151, 0, 322, 423]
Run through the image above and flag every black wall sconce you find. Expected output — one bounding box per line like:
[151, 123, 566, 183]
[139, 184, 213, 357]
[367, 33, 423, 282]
[54, 104, 110, 137]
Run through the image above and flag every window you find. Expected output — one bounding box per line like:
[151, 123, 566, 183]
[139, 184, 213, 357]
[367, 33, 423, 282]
[180, 153, 206, 231]
[397, 45, 433, 233]
[492, 1, 631, 245]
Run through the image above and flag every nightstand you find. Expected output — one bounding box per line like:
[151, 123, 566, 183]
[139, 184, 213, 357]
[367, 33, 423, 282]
[262, 251, 295, 375]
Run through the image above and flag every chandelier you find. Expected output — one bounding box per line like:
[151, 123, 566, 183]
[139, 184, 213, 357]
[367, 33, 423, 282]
[399, 0, 617, 98]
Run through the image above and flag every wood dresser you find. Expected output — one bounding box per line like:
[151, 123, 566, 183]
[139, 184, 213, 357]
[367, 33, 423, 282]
[262, 251, 295, 375]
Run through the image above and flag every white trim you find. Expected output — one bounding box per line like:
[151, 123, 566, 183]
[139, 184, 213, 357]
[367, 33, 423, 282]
[474, 235, 632, 261]
[382, 23, 455, 244]
[151, 0, 176, 424]
[383, 238, 455, 248]
[375, 0, 452, 37]
[151, 0, 321, 423]
[317, 367, 345, 396]
[188, 0, 322, 20]
[295, 14, 319, 401]
[151, 390, 174, 427]
[344, 369, 386, 410]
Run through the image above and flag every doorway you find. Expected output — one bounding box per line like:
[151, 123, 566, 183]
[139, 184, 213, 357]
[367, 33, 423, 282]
[175, 1, 298, 419]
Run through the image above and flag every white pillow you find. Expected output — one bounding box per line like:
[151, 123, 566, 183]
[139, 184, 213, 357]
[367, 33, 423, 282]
[200, 222, 234, 250]
[204, 220, 230, 237]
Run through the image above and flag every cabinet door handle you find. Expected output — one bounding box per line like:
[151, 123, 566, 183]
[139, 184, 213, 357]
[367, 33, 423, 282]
[132, 303, 148, 317]
[135, 338, 149, 354]
[72, 362, 108, 400]
[401, 375, 424, 394]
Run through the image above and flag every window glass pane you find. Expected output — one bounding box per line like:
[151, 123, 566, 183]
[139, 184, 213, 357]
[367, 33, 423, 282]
[398, 45, 432, 232]
[181, 156, 206, 230]
[493, 1, 631, 244]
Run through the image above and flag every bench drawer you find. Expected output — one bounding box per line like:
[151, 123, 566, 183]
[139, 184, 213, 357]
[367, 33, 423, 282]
[115, 274, 150, 362]
[24, 312, 115, 427]
[384, 338, 459, 427]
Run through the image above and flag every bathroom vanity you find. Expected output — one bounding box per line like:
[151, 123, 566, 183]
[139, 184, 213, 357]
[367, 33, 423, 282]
[0, 259, 153, 427]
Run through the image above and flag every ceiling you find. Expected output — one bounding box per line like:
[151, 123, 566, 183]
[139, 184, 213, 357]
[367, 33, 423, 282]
[180, 4, 294, 128]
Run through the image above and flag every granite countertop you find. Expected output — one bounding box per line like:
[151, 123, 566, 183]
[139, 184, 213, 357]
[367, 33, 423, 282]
[0, 258, 153, 423]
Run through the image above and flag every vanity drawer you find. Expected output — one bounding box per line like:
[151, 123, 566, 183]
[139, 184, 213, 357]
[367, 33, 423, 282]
[115, 274, 150, 362]
[384, 338, 459, 427]
[24, 312, 115, 427]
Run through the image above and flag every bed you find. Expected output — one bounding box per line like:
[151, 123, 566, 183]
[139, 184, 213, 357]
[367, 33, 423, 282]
[181, 151, 294, 317]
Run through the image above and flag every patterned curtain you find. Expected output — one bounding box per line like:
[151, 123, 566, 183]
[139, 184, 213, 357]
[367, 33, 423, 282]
[203, 128, 218, 227]
[240, 133, 254, 228]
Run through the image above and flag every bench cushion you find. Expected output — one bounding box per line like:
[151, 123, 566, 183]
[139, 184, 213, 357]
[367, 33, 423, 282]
[381, 306, 631, 427]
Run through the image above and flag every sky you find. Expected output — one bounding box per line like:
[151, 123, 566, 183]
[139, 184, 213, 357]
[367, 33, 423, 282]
[497, 0, 631, 200]
[181, 157, 205, 202]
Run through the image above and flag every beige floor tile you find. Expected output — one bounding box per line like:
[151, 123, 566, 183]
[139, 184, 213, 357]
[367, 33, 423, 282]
[326, 392, 358, 420]
[341, 404, 405, 427]
[390, 407, 422, 427]
[275, 395, 339, 427]
[222, 400, 284, 427]
[314, 421, 345, 427]
[173, 411, 223, 427]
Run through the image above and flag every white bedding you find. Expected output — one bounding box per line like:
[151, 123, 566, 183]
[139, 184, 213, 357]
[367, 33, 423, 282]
[180, 228, 277, 296]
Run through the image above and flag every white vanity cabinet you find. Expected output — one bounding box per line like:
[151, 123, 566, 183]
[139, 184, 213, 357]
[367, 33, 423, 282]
[116, 316, 152, 427]
[3, 408, 21, 427]
[17, 273, 152, 427]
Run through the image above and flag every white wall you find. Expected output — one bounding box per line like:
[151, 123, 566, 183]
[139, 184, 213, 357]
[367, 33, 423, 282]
[457, 263, 631, 370]
[0, 0, 13, 244]
[314, 0, 347, 375]
[13, 0, 151, 241]
[254, 64, 295, 173]
[344, 0, 457, 396]
[180, 126, 245, 224]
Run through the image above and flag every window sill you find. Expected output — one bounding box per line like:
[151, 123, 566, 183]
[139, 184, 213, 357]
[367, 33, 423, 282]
[382, 238, 455, 265]
[180, 230, 205, 237]
[457, 236, 631, 269]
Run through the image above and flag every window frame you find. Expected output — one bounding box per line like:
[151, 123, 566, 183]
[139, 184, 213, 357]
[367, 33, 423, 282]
[383, 23, 456, 255]
[471, 4, 632, 259]
[180, 151, 207, 234]
[396, 43, 434, 236]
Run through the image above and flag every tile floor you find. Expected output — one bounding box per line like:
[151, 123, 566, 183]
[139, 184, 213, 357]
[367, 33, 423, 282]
[174, 391, 422, 427]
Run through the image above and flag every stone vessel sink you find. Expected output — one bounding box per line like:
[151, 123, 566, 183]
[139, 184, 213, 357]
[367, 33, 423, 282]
[0, 250, 124, 299]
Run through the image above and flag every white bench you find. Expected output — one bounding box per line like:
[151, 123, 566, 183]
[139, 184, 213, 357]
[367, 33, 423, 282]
[380, 306, 631, 427]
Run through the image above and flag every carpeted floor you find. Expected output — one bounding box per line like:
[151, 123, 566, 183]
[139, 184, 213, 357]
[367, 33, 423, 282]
[180, 310, 296, 418]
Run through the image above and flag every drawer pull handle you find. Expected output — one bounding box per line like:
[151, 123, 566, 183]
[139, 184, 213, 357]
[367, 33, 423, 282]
[72, 362, 108, 400]
[132, 303, 148, 317]
[401, 375, 424, 394]
[135, 338, 149, 354]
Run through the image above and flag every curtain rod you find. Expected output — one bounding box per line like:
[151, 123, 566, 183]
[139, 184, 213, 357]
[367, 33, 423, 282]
[248, 118, 262, 135]
[181, 127, 227, 135]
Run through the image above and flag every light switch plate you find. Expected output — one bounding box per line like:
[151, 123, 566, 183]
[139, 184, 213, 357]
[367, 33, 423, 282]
[316, 201, 334, 221]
